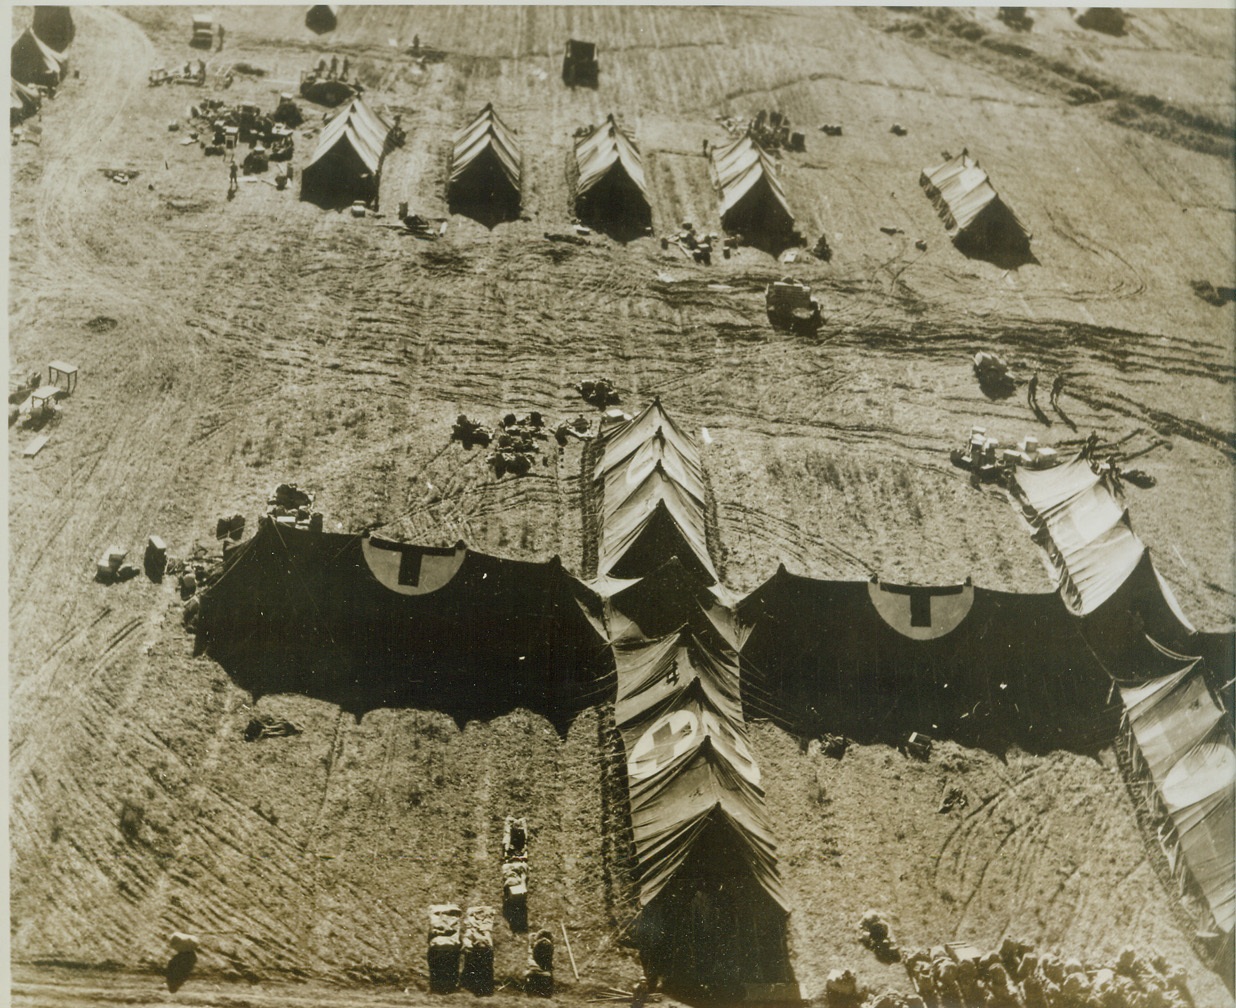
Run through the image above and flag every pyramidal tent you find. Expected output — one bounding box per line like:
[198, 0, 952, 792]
[300, 96, 392, 206]
[32, 7, 75, 52]
[448, 103, 522, 222]
[11, 28, 66, 89]
[920, 151, 1031, 259]
[571, 115, 651, 232]
[594, 398, 717, 585]
[709, 133, 794, 243]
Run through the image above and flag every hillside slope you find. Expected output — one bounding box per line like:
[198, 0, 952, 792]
[9, 6, 1233, 1006]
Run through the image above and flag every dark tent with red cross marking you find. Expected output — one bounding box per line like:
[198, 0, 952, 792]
[196, 518, 606, 731]
[738, 568, 1120, 751]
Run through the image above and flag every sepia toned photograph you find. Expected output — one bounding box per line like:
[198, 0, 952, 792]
[8, 4, 1234, 1007]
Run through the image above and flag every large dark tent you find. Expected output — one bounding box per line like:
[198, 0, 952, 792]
[196, 519, 606, 731]
[305, 4, 338, 34]
[921, 151, 1032, 263]
[738, 570, 1120, 752]
[448, 103, 522, 224]
[32, 7, 74, 52]
[709, 133, 795, 252]
[299, 96, 393, 207]
[571, 115, 651, 236]
[32, 7, 74, 53]
[11, 27, 66, 89]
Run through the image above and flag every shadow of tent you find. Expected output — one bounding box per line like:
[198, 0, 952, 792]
[953, 203, 1037, 270]
[448, 197, 520, 230]
[575, 179, 652, 243]
[166, 950, 196, 993]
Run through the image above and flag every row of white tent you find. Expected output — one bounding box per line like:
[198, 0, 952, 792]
[1011, 453, 1233, 952]
[303, 98, 1028, 255]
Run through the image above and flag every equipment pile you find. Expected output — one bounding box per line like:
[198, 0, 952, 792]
[266, 483, 322, 530]
[574, 378, 620, 409]
[901, 940, 1197, 1008]
[183, 98, 296, 161]
[717, 108, 805, 152]
[488, 413, 549, 477]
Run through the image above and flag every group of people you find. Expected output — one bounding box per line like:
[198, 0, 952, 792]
[1027, 371, 1067, 416]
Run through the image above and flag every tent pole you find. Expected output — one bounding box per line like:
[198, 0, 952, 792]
[561, 922, 580, 980]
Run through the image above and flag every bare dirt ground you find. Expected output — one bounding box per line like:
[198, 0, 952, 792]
[9, 6, 1234, 1006]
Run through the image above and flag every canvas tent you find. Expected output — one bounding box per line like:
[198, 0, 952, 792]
[738, 568, 1120, 751]
[1120, 661, 1234, 947]
[300, 96, 392, 206]
[11, 28, 66, 89]
[709, 133, 794, 246]
[448, 103, 522, 223]
[594, 399, 717, 585]
[196, 519, 605, 731]
[11, 78, 40, 125]
[921, 151, 1031, 260]
[305, 5, 338, 33]
[572, 115, 651, 233]
[1009, 453, 1229, 674]
[32, 7, 74, 52]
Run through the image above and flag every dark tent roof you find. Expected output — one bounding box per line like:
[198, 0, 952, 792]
[738, 568, 1121, 751]
[299, 96, 392, 206]
[11, 28, 65, 88]
[32, 7, 75, 52]
[305, 5, 338, 33]
[709, 133, 794, 243]
[572, 115, 651, 232]
[197, 519, 606, 731]
[920, 151, 1030, 259]
[448, 103, 522, 221]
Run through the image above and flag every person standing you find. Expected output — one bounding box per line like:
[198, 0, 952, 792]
[1050, 373, 1065, 408]
[1027, 372, 1039, 411]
